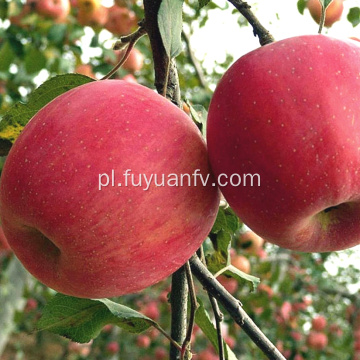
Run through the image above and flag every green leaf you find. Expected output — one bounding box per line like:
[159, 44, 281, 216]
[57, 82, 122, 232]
[195, 298, 237, 360]
[347, 7, 360, 27]
[37, 294, 157, 343]
[320, 0, 334, 9]
[297, 0, 307, 14]
[158, 0, 184, 58]
[198, 0, 211, 9]
[224, 265, 260, 292]
[0, 41, 15, 72]
[24, 46, 47, 74]
[187, 101, 208, 137]
[0, 74, 94, 148]
[212, 207, 240, 235]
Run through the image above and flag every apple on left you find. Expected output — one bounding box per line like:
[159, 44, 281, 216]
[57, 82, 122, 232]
[0, 80, 220, 299]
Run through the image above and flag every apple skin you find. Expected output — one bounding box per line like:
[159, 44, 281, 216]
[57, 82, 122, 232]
[207, 35, 360, 252]
[307, 0, 344, 28]
[0, 226, 10, 251]
[0, 80, 220, 298]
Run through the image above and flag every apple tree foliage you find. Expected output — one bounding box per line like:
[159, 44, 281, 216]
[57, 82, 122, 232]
[0, 0, 360, 359]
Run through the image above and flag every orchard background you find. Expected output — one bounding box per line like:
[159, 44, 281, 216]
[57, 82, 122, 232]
[0, 0, 360, 359]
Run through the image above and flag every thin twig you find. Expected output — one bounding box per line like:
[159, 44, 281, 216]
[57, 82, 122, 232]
[318, 4, 326, 34]
[209, 295, 225, 360]
[181, 262, 198, 360]
[181, 31, 209, 90]
[189, 254, 286, 360]
[227, 0, 275, 46]
[101, 26, 147, 80]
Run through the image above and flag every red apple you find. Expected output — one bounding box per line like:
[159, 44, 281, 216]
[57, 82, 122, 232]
[217, 275, 238, 294]
[75, 64, 96, 79]
[306, 331, 328, 350]
[307, 0, 344, 28]
[31, 0, 71, 22]
[76, 4, 108, 27]
[76, 0, 101, 13]
[136, 335, 151, 348]
[121, 74, 138, 84]
[0, 225, 11, 251]
[257, 283, 274, 297]
[105, 6, 137, 36]
[0, 80, 219, 298]
[291, 331, 303, 342]
[312, 315, 327, 331]
[207, 35, 360, 252]
[118, 48, 144, 73]
[154, 347, 167, 360]
[24, 297, 38, 312]
[140, 301, 160, 320]
[236, 230, 264, 255]
[231, 254, 251, 274]
[194, 348, 218, 360]
[106, 341, 120, 354]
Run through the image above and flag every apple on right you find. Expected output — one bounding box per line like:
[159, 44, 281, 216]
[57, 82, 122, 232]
[306, 0, 344, 27]
[207, 35, 360, 252]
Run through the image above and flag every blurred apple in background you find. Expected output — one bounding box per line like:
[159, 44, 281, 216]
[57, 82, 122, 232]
[306, 0, 343, 27]
[75, 64, 96, 78]
[236, 230, 264, 255]
[119, 48, 144, 73]
[312, 315, 327, 331]
[105, 5, 137, 36]
[30, 0, 71, 22]
[231, 254, 251, 274]
[76, 1, 108, 27]
[306, 331, 328, 350]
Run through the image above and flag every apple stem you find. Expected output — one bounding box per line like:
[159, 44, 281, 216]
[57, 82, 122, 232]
[318, 3, 327, 33]
[227, 0, 275, 46]
[189, 254, 287, 360]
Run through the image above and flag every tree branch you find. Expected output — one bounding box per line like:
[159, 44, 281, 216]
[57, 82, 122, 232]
[143, 0, 170, 96]
[227, 0, 275, 46]
[170, 266, 188, 360]
[189, 254, 286, 360]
